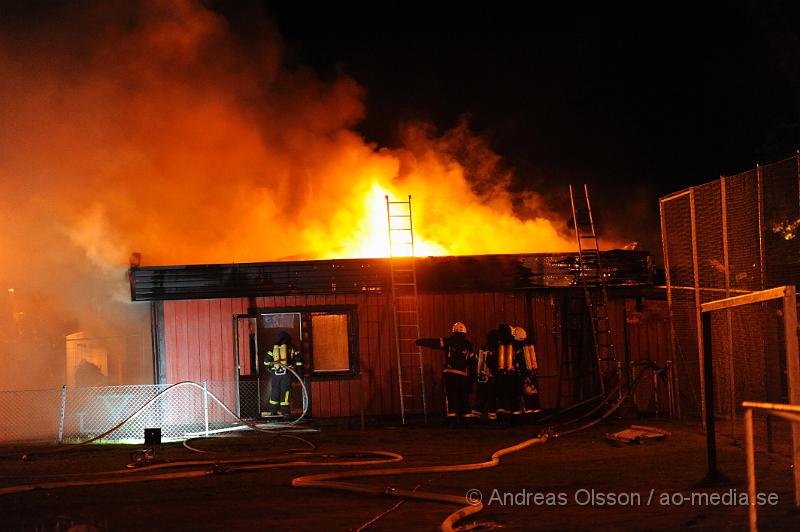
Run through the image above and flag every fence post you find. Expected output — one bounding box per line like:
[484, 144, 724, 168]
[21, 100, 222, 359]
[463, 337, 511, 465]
[744, 408, 757, 532]
[700, 311, 726, 484]
[57, 384, 67, 444]
[203, 380, 209, 438]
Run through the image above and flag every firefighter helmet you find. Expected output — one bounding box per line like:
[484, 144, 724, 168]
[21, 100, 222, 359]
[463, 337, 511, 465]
[513, 326, 527, 341]
[451, 321, 467, 334]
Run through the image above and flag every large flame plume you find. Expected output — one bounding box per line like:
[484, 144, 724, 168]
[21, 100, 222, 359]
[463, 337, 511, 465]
[0, 1, 576, 389]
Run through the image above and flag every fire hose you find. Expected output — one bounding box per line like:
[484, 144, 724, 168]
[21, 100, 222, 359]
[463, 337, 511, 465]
[291, 365, 657, 531]
[4, 364, 660, 531]
[0, 450, 404, 496]
[292, 433, 549, 531]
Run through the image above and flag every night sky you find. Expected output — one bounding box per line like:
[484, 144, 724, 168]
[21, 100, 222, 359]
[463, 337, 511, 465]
[251, 0, 800, 257]
[2, 0, 799, 262]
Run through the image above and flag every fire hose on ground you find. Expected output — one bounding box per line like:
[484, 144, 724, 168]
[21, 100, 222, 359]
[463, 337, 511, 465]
[292, 433, 549, 531]
[291, 366, 655, 531]
[2, 364, 660, 531]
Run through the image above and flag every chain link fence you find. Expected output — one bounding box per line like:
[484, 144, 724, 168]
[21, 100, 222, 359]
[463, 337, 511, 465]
[704, 296, 790, 454]
[0, 388, 64, 443]
[0, 381, 251, 444]
[660, 152, 800, 433]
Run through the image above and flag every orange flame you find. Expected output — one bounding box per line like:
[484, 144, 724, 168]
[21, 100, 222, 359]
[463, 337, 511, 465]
[299, 154, 576, 260]
[0, 1, 588, 389]
[314, 178, 575, 259]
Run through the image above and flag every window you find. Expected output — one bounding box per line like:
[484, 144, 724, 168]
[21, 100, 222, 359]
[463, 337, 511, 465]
[245, 306, 359, 379]
[311, 313, 350, 372]
[305, 308, 358, 378]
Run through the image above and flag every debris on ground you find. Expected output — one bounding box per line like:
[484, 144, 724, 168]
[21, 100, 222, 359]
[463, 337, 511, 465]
[605, 425, 671, 444]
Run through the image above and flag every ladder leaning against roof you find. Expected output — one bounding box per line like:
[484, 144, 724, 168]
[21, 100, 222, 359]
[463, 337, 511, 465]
[386, 195, 427, 425]
[569, 184, 617, 398]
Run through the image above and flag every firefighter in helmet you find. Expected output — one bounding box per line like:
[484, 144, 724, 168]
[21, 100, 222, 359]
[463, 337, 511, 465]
[416, 322, 476, 424]
[513, 326, 540, 415]
[263, 331, 302, 417]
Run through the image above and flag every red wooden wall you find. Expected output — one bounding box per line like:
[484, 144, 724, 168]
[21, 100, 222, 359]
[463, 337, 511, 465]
[161, 290, 673, 418]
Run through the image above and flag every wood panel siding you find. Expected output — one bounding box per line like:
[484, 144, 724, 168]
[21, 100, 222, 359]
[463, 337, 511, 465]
[159, 289, 672, 419]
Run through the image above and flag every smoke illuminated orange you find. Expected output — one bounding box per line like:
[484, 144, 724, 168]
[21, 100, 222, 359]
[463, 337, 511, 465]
[0, 1, 587, 389]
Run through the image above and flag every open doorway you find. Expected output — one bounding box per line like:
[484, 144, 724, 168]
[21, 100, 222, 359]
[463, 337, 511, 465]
[233, 312, 304, 419]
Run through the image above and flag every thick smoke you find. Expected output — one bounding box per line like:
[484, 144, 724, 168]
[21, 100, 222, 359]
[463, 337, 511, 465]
[0, 1, 576, 389]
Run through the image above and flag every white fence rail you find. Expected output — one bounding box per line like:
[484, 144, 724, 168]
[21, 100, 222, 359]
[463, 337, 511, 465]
[743, 401, 800, 532]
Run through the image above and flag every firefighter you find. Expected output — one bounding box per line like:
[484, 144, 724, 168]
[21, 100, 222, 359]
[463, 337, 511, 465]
[513, 326, 541, 415]
[494, 323, 517, 416]
[474, 329, 499, 421]
[263, 331, 302, 417]
[416, 322, 476, 424]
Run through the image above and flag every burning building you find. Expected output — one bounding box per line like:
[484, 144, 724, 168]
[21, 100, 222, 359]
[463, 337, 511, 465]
[0, 1, 676, 431]
[129, 249, 671, 421]
[0, 0, 583, 394]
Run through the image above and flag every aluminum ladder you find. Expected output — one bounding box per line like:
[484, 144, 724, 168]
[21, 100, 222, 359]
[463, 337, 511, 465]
[385, 195, 427, 424]
[569, 184, 617, 397]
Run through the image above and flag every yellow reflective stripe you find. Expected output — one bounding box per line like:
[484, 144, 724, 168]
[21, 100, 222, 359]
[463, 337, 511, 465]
[284, 390, 290, 402]
[268, 399, 279, 405]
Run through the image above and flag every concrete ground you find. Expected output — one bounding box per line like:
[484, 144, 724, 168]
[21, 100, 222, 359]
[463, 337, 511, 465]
[0, 416, 797, 531]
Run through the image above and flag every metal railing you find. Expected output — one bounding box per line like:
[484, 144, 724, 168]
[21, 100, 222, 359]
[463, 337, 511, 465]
[742, 401, 800, 531]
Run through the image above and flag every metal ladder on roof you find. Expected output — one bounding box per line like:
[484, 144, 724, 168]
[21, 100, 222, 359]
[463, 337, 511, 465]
[569, 184, 617, 398]
[385, 195, 427, 425]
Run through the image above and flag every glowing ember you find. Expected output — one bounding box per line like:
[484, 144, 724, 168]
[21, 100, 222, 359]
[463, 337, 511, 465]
[772, 218, 800, 241]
